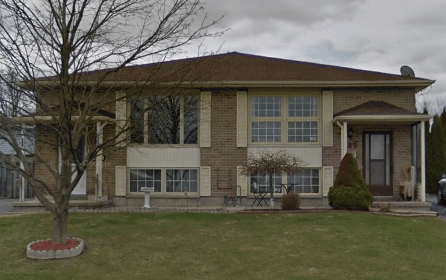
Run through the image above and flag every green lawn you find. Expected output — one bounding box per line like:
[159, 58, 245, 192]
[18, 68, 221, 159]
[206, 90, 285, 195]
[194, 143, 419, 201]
[1, 212, 445, 280]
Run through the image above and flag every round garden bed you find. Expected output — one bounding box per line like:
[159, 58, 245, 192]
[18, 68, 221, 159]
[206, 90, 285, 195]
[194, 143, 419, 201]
[26, 237, 84, 260]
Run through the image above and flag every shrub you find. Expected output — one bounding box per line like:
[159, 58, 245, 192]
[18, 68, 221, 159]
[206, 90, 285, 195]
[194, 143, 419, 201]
[328, 153, 373, 211]
[281, 192, 300, 210]
[328, 185, 373, 211]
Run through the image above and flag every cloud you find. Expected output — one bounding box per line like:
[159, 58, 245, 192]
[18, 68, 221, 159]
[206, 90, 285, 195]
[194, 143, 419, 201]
[188, 0, 446, 109]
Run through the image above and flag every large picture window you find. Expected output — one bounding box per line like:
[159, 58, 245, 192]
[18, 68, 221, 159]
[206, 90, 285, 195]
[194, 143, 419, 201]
[130, 95, 198, 145]
[130, 169, 161, 192]
[129, 168, 198, 194]
[250, 172, 282, 193]
[287, 169, 319, 193]
[250, 94, 319, 144]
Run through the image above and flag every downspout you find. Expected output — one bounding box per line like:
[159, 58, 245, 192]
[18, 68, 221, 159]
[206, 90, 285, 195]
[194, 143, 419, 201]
[335, 121, 348, 159]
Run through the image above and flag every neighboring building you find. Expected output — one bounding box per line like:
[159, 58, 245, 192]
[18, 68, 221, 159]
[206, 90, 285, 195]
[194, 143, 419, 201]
[28, 52, 435, 207]
[0, 126, 34, 198]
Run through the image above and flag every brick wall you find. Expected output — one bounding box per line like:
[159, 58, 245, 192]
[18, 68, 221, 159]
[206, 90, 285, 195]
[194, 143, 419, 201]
[201, 92, 247, 197]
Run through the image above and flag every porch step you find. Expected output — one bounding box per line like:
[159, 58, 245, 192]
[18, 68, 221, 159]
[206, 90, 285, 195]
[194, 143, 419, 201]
[372, 196, 394, 202]
[371, 201, 432, 212]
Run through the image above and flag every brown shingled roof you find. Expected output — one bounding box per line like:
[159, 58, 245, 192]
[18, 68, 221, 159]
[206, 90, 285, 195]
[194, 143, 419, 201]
[334, 101, 424, 117]
[73, 52, 434, 85]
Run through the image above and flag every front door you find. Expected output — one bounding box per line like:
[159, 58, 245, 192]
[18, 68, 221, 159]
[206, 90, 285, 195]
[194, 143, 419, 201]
[364, 132, 393, 196]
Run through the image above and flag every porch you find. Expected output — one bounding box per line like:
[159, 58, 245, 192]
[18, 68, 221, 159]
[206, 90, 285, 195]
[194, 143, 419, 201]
[332, 101, 431, 202]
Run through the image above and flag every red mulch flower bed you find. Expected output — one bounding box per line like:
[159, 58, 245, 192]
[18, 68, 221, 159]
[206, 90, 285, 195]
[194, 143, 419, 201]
[31, 239, 80, 251]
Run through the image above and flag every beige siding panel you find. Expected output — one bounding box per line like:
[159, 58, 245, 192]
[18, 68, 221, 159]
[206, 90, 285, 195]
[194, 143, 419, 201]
[237, 166, 248, 196]
[200, 91, 211, 147]
[115, 166, 126, 196]
[237, 91, 248, 147]
[115, 92, 127, 147]
[322, 91, 334, 147]
[248, 147, 322, 167]
[127, 147, 200, 168]
[200, 166, 211, 196]
[322, 166, 334, 197]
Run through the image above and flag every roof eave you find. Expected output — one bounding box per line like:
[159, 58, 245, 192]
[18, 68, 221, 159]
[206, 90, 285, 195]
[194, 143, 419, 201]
[332, 114, 432, 125]
[30, 79, 436, 89]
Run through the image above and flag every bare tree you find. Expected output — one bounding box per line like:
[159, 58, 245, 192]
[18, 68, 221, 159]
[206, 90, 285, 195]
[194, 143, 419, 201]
[239, 150, 305, 208]
[0, 0, 222, 244]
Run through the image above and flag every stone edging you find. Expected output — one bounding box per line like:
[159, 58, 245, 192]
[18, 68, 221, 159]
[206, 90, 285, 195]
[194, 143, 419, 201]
[26, 237, 84, 260]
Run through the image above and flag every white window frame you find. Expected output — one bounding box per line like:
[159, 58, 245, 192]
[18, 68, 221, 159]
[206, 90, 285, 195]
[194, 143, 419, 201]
[129, 94, 200, 147]
[248, 169, 321, 197]
[128, 168, 200, 197]
[287, 168, 320, 194]
[249, 93, 320, 145]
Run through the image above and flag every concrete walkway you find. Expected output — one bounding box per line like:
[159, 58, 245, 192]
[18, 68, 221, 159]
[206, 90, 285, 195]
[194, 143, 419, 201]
[0, 199, 16, 216]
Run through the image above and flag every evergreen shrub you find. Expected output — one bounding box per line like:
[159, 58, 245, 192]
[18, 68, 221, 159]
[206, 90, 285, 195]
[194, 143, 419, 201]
[328, 153, 373, 211]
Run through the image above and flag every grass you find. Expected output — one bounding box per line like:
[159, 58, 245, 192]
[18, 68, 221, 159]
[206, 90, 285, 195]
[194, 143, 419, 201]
[1, 212, 446, 280]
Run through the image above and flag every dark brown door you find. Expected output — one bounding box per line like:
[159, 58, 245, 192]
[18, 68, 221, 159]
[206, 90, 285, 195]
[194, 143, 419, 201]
[364, 132, 393, 196]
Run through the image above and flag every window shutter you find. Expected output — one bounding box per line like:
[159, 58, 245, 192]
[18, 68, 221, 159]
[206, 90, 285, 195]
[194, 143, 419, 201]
[200, 92, 211, 147]
[322, 166, 334, 197]
[237, 166, 248, 196]
[237, 91, 248, 147]
[115, 92, 127, 147]
[115, 166, 126, 196]
[322, 91, 333, 147]
[200, 166, 211, 196]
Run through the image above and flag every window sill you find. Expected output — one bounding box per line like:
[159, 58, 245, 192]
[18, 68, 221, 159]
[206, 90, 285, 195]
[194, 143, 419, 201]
[127, 193, 200, 199]
[128, 143, 200, 148]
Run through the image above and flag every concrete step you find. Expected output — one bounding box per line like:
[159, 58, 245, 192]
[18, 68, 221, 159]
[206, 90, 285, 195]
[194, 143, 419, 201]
[371, 201, 432, 212]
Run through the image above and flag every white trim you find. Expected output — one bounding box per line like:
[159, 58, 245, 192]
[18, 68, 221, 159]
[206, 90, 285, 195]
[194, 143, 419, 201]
[115, 166, 127, 196]
[322, 91, 333, 147]
[322, 166, 334, 197]
[200, 166, 211, 197]
[333, 115, 432, 124]
[200, 92, 212, 147]
[420, 121, 426, 202]
[237, 91, 248, 147]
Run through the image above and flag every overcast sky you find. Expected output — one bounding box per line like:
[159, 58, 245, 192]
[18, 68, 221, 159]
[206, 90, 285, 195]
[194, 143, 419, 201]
[181, 0, 446, 112]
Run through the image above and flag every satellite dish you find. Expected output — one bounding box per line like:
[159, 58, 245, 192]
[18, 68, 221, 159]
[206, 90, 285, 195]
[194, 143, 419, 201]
[400, 65, 415, 77]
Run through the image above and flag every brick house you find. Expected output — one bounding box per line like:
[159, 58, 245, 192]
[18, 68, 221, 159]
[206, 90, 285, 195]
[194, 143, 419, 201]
[28, 52, 435, 207]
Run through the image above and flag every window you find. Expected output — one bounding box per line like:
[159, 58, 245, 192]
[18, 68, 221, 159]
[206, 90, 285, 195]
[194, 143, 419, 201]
[250, 95, 319, 144]
[129, 168, 198, 194]
[130, 169, 161, 192]
[250, 172, 282, 193]
[287, 169, 319, 194]
[166, 169, 198, 192]
[251, 97, 282, 143]
[287, 96, 318, 143]
[130, 95, 198, 145]
[130, 97, 145, 144]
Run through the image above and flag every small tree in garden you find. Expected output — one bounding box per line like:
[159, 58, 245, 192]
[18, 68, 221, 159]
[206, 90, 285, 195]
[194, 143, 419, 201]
[328, 152, 373, 210]
[239, 150, 305, 208]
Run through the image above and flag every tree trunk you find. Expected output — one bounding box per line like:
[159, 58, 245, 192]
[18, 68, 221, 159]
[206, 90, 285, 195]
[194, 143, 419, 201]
[52, 205, 69, 244]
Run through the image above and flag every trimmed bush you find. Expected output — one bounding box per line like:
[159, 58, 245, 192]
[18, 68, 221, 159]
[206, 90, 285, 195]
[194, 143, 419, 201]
[328, 153, 373, 210]
[281, 192, 300, 210]
[328, 185, 373, 211]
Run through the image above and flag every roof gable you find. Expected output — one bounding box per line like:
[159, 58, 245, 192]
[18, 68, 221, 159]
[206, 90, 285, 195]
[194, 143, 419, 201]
[334, 101, 424, 117]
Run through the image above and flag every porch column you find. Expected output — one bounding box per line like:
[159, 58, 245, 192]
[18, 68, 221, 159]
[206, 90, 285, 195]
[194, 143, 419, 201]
[420, 121, 426, 202]
[96, 121, 106, 200]
[342, 122, 348, 159]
